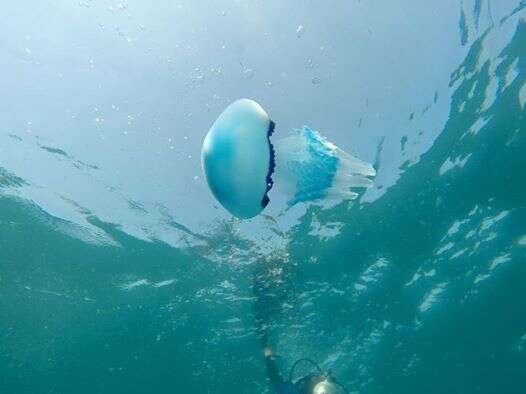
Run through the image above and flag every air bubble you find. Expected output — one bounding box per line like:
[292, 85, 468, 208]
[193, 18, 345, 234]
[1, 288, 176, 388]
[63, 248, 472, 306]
[296, 25, 305, 38]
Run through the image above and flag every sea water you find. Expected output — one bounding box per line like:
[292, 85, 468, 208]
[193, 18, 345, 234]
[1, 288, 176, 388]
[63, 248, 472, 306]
[1, 1, 525, 393]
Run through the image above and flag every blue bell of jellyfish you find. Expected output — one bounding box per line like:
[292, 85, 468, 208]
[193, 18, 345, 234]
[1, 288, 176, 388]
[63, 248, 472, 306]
[201, 99, 275, 219]
[201, 99, 375, 219]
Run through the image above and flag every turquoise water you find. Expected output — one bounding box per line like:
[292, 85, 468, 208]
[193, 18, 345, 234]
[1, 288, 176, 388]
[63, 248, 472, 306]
[1, 1, 526, 393]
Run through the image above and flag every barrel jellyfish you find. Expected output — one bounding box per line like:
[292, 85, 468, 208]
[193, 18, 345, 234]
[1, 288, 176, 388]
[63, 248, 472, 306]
[201, 99, 375, 219]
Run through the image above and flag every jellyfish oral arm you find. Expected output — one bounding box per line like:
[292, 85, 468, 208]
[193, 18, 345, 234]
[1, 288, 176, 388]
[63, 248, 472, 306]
[272, 127, 375, 206]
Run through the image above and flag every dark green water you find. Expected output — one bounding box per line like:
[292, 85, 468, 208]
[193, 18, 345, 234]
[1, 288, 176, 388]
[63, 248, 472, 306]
[1, 1, 526, 393]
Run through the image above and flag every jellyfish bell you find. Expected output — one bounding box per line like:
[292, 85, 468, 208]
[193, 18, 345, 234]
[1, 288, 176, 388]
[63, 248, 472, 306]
[201, 99, 375, 219]
[201, 99, 275, 219]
